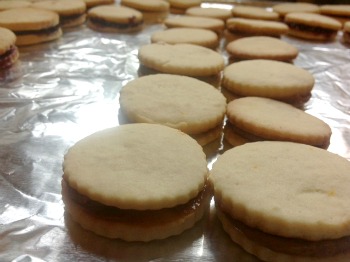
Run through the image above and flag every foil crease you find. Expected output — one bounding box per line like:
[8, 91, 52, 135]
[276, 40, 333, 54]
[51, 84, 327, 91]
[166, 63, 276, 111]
[0, 2, 349, 262]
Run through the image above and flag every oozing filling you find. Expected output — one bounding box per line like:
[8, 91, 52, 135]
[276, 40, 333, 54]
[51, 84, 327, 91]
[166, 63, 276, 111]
[218, 206, 350, 257]
[0, 45, 19, 69]
[286, 22, 337, 38]
[89, 16, 143, 30]
[14, 24, 60, 36]
[62, 179, 211, 225]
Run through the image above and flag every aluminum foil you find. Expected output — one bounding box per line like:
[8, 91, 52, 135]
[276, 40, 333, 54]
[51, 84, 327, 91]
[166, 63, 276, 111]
[0, 2, 349, 262]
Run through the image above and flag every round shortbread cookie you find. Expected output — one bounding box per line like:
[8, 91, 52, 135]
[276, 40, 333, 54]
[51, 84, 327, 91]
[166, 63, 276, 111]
[63, 123, 209, 241]
[138, 43, 225, 77]
[0, 0, 31, 11]
[32, 0, 87, 28]
[164, 16, 225, 34]
[168, 0, 201, 14]
[211, 141, 350, 260]
[226, 36, 299, 62]
[285, 12, 342, 41]
[0, 7, 62, 46]
[121, 0, 169, 24]
[231, 5, 279, 21]
[222, 59, 314, 103]
[320, 5, 350, 25]
[151, 28, 219, 49]
[87, 5, 144, 33]
[225, 17, 289, 40]
[119, 74, 226, 135]
[185, 7, 232, 21]
[272, 2, 320, 17]
[225, 97, 332, 148]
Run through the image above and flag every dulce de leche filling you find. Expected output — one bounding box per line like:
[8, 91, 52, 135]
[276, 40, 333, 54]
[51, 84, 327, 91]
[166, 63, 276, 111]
[286, 22, 338, 39]
[217, 204, 350, 258]
[89, 16, 143, 30]
[14, 24, 60, 36]
[0, 45, 19, 69]
[62, 179, 211, 226]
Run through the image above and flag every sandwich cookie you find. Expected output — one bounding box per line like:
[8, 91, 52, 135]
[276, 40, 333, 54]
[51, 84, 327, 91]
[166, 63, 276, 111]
[272, 2, 320, 18]
[168, 0, 201, 14]
[224, 97, 331, 148]
[87, 5, 143, 33]
[164, 16, 225, 35]
[285, 12, 342, 41]
[138, 43, 225, 78]
[32, 0, 87, 28]
[0, 27, 19, 69]
[0, 7, 62, 46]
[210, 141, 350, 262]
[62, 123, 211, 241]
[83, 0, 114, 9]
[224, 18, 289, 42]
[121, 0, 169, 24]
[185, 6, 232, 21]
[221, 59, 314, 105]
[151, 28, 219, 49]
[320, 5, 350, 26]
[119, 74, 227, 146]
[343, 21, 350, 45]
[226, 36, 299, 62]
[231, 5, 279, 21]
[0, 0, 31, 11]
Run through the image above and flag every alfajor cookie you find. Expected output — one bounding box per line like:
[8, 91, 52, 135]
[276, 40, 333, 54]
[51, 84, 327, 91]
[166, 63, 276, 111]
[62, 123, 210, 241]
[168, 0, 201, 14]
[151, 28, 219, 49]
[0, 27, 19, 69]
[211, 141, 350, 262]
[121, 0, 169, 24]
[87, 5, 143, 33]
[320, 5, 350, 26]
[138, 43, 225, 77]
[221, 59, 314, 105]
[224, 97, 331, 148]
[231, 5, 279, 21]
[0, 7, 62, 46]
[226, 36, 298, 62]
[0, 0, 31, 11]
[343, 21, 350, 44]
[185, 6, 232, 21]
[164, 16, 225, 35]
[272, 2, 320, 18]
[32, 0, 86, 28]
[225, 17, 289, 42]
[119, 74, 226, 146]
[285, 12, 342, 41]
[83, 0, 114, 9]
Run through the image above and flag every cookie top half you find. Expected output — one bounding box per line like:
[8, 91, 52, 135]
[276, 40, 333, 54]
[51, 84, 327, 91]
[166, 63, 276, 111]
[0, 27, 16, 54]
[138, 43, 225, 77]
[63, 124, 208, 210]
[119, 74, 226, 134]
[222, 59, 314, 100]
[88, 5, 143, 24]
[32, 0, 86, 15]
[226, 97, 331, 147]
[211, 141, 350, 240]
[121, 0, 170, 12]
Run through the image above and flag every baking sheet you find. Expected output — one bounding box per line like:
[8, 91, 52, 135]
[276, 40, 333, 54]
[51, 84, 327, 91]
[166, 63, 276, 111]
[0, 2, 349, 262]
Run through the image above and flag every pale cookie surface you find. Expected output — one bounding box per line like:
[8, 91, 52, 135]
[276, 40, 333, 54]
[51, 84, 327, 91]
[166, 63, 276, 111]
[164, 16, 225, 33]
[63, 123, 208, 210]
[119, 74, 226, 134]
[0, 27, 16, 53]
[226, 97, 331, 147]
[285, 12, 342, 30]
[32, 0, 86, 15]
[226, 18, 289, 35]
[211, 141, 350, 240]
[222, 59, 314, 100]
[0, 0, 31, 10]
[272, 2, 320, 16]
[185, 7, 232, 20]
[138, 43, 225, 77]
[121, 0, 169, 12]
[226, 36, 298, 61]
[151, 28, 219, 49]
[231, 6, 279, 21]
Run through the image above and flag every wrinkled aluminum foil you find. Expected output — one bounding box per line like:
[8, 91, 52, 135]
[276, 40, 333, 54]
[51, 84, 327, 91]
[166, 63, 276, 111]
[0, 2, 349, 262]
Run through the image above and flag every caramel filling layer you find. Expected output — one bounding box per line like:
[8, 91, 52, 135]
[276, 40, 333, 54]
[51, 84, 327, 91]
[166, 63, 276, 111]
[218, 206, 350, 257]
[0, 45, 18, 69]
[62, 179, 211, 225]
[89, 16, 143, 30]
[286, 22, 338, 38]
[14, 24, 60, 36]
